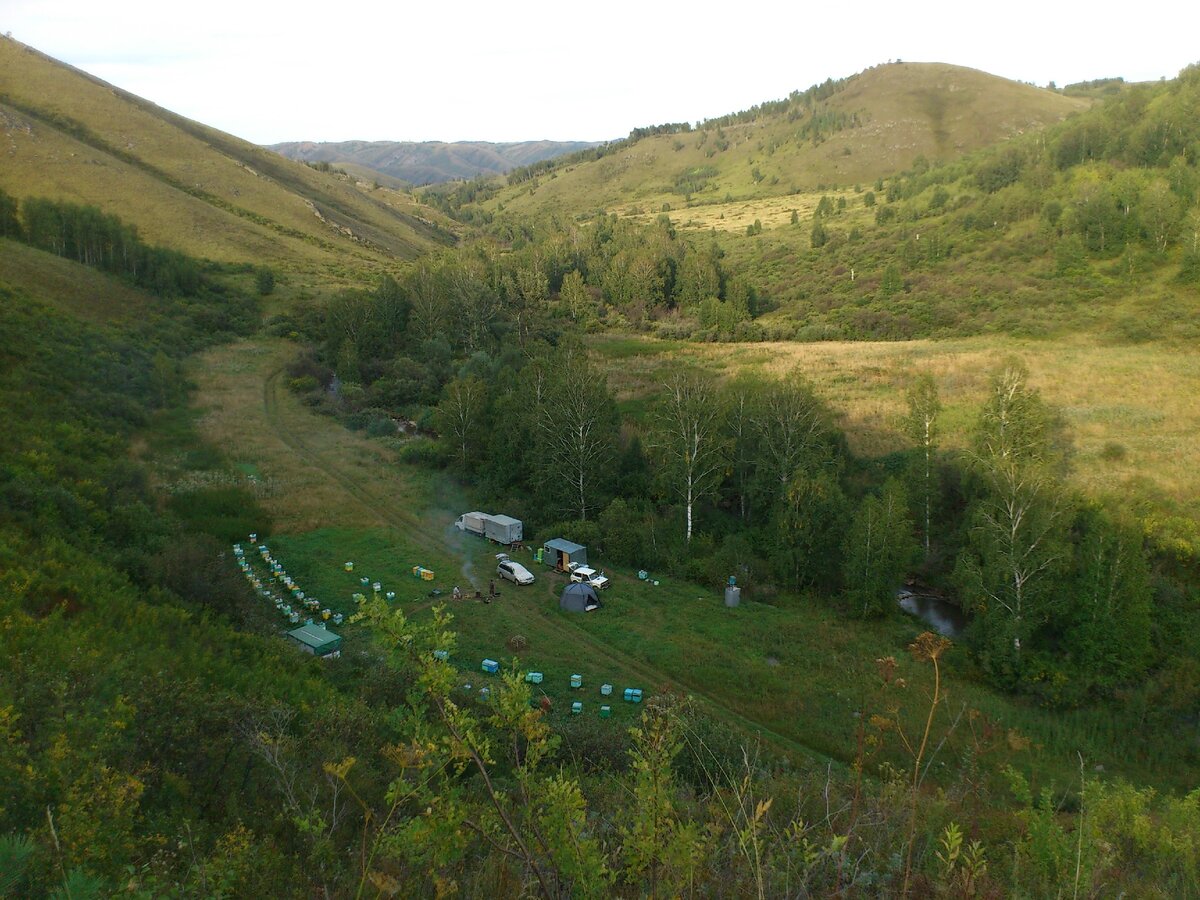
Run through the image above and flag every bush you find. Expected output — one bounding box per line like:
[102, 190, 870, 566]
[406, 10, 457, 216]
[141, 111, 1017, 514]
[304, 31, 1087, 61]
[288, 375, 319, 394]
[397, 437, 446, 467]
[256, 267, 276, 296]
[366, 417, 397, 438]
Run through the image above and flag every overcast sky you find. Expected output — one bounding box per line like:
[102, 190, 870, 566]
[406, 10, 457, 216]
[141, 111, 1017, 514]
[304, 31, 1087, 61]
[5, 1, 1197, 145]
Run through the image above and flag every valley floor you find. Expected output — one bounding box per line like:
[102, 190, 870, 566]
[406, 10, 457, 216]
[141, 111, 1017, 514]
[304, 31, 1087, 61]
[188, 337, 1197, 791]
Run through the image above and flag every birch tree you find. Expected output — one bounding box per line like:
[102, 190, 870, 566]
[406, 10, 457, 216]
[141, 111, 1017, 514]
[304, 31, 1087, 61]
[559, 269, 589, 322]
[648, 373, 729, 544]
[957, 361, 1069, 683]
[751, 371, 831, 498]
[436, 375, 487, 471]
[407, 264, 447, 344]
[539, 349, 617, 521]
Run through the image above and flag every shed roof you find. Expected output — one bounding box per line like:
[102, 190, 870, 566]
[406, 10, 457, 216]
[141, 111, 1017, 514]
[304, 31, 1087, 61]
[544, 538, 586, 554]
[288, 623, 341, 651]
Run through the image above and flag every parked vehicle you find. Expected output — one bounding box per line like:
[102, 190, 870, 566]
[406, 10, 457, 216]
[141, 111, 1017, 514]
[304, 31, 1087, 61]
[455, 512, 523, 544]
[569, 565, 610, 590]
[497, 560, 535, 585]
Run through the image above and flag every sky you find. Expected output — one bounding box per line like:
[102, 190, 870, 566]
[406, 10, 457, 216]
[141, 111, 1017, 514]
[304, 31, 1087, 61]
[4, 1, 1198, 145]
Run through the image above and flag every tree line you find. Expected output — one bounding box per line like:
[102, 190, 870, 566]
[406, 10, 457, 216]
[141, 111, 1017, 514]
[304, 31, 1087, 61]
[1, 189, 213, 297]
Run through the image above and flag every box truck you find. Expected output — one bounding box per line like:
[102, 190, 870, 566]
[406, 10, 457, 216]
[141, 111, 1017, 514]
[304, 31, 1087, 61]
[455, 512, 523, 545]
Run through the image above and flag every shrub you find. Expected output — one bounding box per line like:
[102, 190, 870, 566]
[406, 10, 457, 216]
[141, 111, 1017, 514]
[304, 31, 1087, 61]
[288, 375, 319, 394]
[366, 417, 397, 438]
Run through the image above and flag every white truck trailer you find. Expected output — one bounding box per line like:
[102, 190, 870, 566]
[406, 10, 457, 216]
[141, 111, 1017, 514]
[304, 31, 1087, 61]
[455, 512, 523, 545]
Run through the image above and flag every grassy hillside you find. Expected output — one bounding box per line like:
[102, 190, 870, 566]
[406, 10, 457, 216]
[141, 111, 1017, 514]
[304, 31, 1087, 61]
[0, 37, 459, 282]
[271, 138, 602, 185]
[470, 62, 1086, 219]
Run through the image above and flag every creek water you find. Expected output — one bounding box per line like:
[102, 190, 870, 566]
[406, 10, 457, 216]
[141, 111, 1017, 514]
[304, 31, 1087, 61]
[897, 588, 966, 638]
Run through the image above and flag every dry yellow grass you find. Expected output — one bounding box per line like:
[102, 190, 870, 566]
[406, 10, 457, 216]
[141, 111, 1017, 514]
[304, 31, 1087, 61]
[622, 191, 878, 234]
[190, 339, 430, 533]
[601, 334, 1200, 518]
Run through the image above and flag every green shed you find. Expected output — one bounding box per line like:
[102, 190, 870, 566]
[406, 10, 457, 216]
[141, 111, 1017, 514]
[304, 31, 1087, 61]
[287, 622, 342, 657]
[543, 538, 587, 572]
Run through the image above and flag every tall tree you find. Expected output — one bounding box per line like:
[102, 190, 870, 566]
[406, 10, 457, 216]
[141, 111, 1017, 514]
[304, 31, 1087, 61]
[956, 361, 1069, 683]
[538, 348, 618, 521]
[407, 265, 447, 343]
[648, 373, 729, 544]
[904, 373, 942, 558]
[559, 269, 589, 321]
[1140, 179, 1182, 253]
[751, 371, 831, 498]
[1065, 508, 1153, 693]
[775, 470, 847, 590]
[842, 479, 918, 618]
[436, 375, 487, 470]
[722, 377, 760, 522]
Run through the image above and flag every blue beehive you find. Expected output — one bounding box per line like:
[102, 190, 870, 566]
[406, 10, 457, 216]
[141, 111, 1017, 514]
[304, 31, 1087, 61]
[570, 674, 582, 689]
[480, 687, 491, 701]
[482, 658, 500, 674]
[433, 649, 449, 661]
[623, 688, 643, 703]
[571, 701, 583, 714]
[525, 672, 544, 684]
[600, 683, 613, 696]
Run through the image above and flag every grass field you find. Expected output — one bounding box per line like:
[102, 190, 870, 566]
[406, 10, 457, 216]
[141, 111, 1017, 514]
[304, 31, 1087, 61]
[590, 333, 1200, 523]
[186, 336, 1199, 794]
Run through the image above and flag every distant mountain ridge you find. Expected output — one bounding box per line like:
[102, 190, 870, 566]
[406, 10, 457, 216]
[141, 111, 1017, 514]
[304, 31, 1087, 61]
[269, 139, 602, 185]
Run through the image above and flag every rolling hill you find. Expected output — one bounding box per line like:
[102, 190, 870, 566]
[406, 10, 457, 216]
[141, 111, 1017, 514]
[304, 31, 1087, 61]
[0, 36, 459, 281]
[269, 138, 602, 185]
[474, 62, 1088, 218]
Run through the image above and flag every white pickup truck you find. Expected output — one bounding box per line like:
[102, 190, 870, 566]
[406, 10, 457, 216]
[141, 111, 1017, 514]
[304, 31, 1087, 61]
[569, 564, 610, 590]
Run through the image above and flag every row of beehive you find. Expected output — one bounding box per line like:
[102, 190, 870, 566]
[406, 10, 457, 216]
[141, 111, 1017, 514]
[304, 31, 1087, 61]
[234, 539, 343, 626]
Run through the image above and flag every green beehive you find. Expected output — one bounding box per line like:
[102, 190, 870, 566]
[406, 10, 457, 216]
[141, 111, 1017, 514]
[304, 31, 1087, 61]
[600, 705, 611, 718]
[525, 672, 544, 684]
[571, 701, 583, 715]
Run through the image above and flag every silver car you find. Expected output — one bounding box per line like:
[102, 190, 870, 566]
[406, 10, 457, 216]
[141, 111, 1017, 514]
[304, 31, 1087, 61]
[497, 560, 535, 585]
